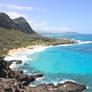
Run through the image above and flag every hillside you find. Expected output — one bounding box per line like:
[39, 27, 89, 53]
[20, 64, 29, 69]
[0, 27, 39, 56]
[0, 12, 36, 34]
[0, 13, 18, 29]
[0, 12, 76, 56]
[13, 17, 36, 34]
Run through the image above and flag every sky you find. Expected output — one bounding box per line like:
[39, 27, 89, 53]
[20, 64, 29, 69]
[0, 0, 92, 33]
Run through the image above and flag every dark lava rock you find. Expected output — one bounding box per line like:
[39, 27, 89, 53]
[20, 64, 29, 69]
[0, 78, 86, 92]
[17, 74, 43, 86]
[0, 56, 5, 60]
[16, 60, 22, 64]
[0, 57, 87, 92]
[35, 81, 86, 92]
[0, 57, 43, 85]
[10, 60, 22, 64]
[24, 63, 28, 65]
[56, 81, 86, 92]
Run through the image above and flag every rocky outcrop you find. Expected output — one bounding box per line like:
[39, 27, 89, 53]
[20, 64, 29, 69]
[10, 60, 22, 64]
[0, 57, 87, 92]
[35, 81, 86, 92]
[0, 57, 43, 83]
[0, 78, 86, 92]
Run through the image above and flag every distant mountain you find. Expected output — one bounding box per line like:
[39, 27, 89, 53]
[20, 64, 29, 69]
[64, 32, 80, 34]
[0, 12, 36, 34]
[40, 32, 80, 35]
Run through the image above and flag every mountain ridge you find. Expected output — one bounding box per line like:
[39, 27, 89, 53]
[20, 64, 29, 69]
[0, 12, 36, 34]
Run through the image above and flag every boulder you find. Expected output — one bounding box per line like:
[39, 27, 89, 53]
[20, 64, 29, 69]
[0, 58, 87, 92]
[35, 81, 86, 92]
[24, 63, 28, 65]
[7, 60, 22, 66]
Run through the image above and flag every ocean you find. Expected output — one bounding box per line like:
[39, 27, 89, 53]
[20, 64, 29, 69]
[5, 34, 92, 92]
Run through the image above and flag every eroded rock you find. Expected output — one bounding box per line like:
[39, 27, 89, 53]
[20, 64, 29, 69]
[0, 57, 87, 92]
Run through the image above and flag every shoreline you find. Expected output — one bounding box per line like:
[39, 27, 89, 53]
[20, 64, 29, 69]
[4, 40, 84, 59]
[3, 42, 88, 92]
[5, 45, 47, 58]
[0, 57, 87, 92]
[5, 39, 91, 59]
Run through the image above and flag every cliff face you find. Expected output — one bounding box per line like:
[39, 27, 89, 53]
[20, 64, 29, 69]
[0, 13, 18, 30]
[0, 12, 36, 34]
[13, 17, 36, 34]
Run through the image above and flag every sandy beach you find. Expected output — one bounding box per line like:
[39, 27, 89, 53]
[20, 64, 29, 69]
[5, 45, 44, 58]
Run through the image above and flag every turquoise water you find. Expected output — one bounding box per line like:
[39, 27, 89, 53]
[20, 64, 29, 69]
[28, 44, 92, 75]
[6, 34, 92, 92]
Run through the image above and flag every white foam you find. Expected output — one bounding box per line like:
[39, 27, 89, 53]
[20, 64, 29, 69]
[5, 46, 49, 70]
[9, 62, 17, 70]
[29, 84, 37, 87]
[23, 46, 49, 55]
[5, 55, 29, 61]
[5, 46, 49, 61]
[36, 76, 45, 81]
[23, 70, 28, 73]
[49, 79, 77, 86]
[77, 41, 92, 44]
[57, 40, 92, 47]
[58, 44, 73, 47]
[60, 79, 76, 84]
[29, 79, 78, 87]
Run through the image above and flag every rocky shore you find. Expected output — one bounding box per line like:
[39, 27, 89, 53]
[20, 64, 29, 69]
[0, 57, 86, 92]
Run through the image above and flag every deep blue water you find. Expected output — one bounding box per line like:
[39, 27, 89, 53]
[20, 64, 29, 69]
[6, 34, 92, 92]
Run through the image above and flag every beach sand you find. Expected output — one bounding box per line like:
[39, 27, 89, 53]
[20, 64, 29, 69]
[5, 45, 44, 58]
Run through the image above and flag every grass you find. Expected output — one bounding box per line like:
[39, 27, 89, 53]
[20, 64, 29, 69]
[0, 27, 75, 56]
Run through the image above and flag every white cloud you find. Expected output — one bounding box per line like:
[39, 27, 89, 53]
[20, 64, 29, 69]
[6, 12, 26, 19]
[0, 3, 45, 12]
[0, 3, 34, 10]
[28, 21, 72, 33]
[34, 21, 47, 28]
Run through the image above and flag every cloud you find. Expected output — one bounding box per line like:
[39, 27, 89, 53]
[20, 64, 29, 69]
[28, 21, 72, 33]
[0, 3, 34, 10]
[0, 3, 46, 12]
[34, 21, 47, 29]
[6, 12, 26, 19]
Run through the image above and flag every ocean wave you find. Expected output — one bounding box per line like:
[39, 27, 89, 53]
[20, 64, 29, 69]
[5, 46, 49, 61]
[36, 76, 45, 81]
[57, 40, 92, 47]
[77, 41, 92, 44]
[29, 79, 77, 87]
[5, 46, 49, 70]
[24, 46, 49, 55]
[5, 55, 29, 61]
[60, 79, 76, 84]
[9, 62, 18, 70]
[23, 70, 28, 73]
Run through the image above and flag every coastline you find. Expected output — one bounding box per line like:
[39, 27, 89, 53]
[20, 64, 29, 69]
[2, 41, 88, 92]
[0, 54, 87, 92]
[5, 40, 88, 59]
[5, 45, 46, 58]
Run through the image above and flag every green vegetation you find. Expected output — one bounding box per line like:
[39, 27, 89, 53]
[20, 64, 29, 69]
[0, 27, 75, 56]
[0, 12, 76, 56]
[0, 27, 38, 56]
